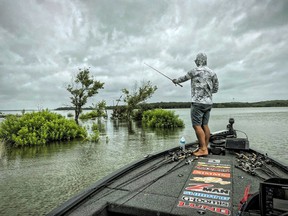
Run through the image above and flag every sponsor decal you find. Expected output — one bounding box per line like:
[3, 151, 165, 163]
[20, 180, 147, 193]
[196, 166, 231, 173]
[192, 170, 231, 178]
[207, 159, 221, 164]
[186, 184, 230, 195]
[190, 177, 231, 185]
[197, 162, 231, 169]
[183, 191, 230, 201]
[177, 201, 231, 215]
[182, 195, 230, 207]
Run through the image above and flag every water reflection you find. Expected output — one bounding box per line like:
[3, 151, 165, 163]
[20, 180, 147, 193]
[0, 108, 287, 216]
[0, 140, 81, 161]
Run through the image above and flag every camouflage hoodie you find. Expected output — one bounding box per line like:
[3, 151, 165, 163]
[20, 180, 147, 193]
[175, 66, 219, 104]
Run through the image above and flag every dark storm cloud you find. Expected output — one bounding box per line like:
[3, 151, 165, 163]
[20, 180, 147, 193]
[0, 0, 287, 110]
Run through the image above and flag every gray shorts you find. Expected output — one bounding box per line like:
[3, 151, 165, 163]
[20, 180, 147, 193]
[190, 103, 212, 126]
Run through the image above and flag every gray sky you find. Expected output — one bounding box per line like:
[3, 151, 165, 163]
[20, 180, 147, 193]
[1, 0, 287, 110]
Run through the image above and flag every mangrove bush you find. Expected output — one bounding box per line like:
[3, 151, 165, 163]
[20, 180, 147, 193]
[0, 110, 87, 147]
[142, 109, 184, 128]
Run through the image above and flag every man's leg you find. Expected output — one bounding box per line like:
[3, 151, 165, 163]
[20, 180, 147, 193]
[192, 104, 212, 156]
[191, 103, 209, 156]
[193, 125, 209, 156]
[202, 124, 210, 147]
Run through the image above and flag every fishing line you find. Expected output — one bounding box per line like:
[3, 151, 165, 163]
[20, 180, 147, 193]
[97, 148, 198, 205]
[113, 150, 199, 207]
[106, 147, 197, 191]
[259, 164, 280, 178]
[111, 157, 172, 188]
[63, 147, 198, 212]
[115, 159, 188, 207]
[91, 156, 174, 202]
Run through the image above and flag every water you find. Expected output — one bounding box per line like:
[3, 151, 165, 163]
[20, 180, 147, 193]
[0, 107, 287, 215]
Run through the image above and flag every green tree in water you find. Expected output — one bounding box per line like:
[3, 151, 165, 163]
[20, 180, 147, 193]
[121, 81, 157, 120]
[67, 68, 104, 124]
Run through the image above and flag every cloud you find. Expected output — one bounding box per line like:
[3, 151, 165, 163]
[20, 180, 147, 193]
[0, 0, 287, 110]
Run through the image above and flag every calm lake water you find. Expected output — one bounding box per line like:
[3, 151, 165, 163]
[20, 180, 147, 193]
[0, 107, 287, 215]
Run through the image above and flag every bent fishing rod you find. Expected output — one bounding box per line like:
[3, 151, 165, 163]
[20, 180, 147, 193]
[144, 63, 183, 87]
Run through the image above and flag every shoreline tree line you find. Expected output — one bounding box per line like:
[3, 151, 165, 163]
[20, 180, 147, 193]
[55, 99, 288, 111]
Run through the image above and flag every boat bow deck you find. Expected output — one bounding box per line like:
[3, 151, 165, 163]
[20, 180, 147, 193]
[49, 144, 288, 216]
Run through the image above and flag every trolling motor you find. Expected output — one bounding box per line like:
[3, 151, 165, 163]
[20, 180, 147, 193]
[227, 118, 235, 133]
[210, 118, 237, 144]
[209, 117, 250, 154]
[208, 118, 237, 155]
[225, 118, 249, 151]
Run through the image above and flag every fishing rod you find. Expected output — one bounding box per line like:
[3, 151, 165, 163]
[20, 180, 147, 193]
[235, 152, 280, 180]
[144, 63, 183, 87]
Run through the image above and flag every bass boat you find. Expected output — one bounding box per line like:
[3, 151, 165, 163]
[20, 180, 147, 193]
[48, 118, 288, 216]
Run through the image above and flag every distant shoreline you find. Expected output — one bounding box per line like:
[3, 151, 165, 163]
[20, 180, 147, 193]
[1, 100, 287, 112]
[56, 99, 288, 110]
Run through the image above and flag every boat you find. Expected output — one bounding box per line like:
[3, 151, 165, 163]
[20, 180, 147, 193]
[48, 118, 288, 216]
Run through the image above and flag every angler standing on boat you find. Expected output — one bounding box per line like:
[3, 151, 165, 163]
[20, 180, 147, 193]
[173, 53, 219, 156]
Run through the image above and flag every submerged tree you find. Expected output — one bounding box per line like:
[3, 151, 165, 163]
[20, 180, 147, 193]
[92, 100, 107, 118]
[67, 68, 104, 124]
[121, 81, 157, 120]
[79, 100, 107, 120]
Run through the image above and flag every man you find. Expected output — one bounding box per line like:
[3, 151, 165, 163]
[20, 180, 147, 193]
[173, 53, 219, 156]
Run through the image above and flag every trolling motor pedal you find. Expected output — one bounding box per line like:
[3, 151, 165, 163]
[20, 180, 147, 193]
[209, 146, 226, 155]
[209, 141, 226, 155]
